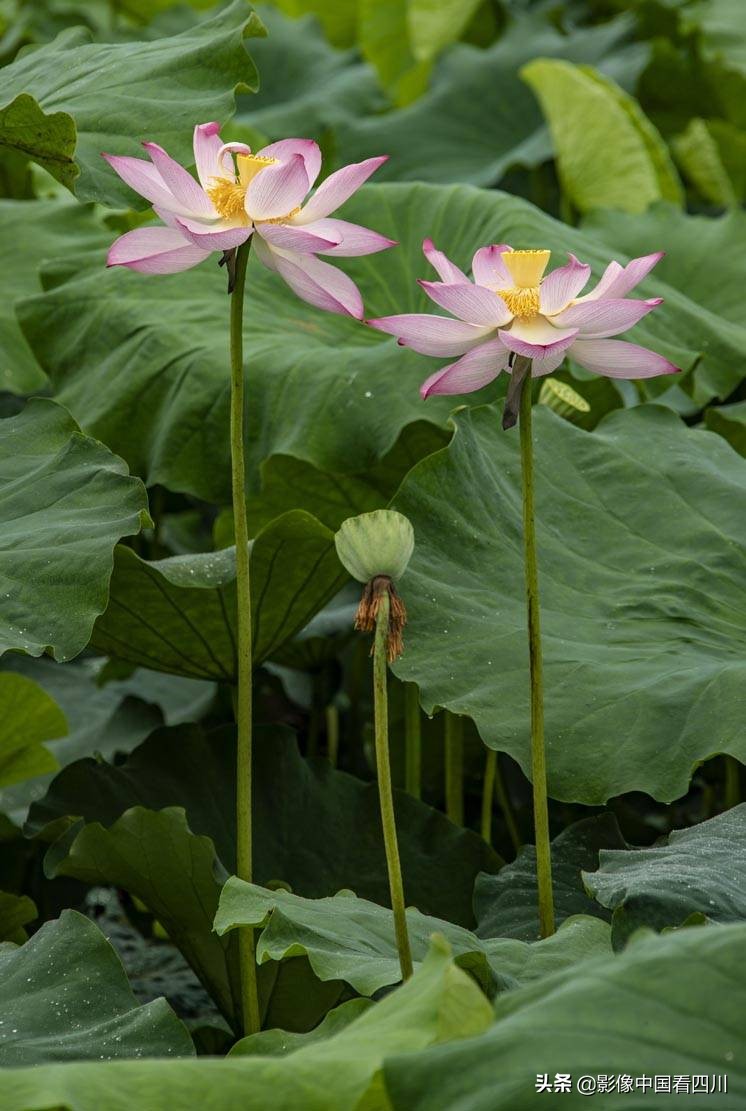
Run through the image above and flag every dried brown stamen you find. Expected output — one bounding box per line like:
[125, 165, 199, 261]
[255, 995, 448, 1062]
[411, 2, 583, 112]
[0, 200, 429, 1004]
[355, 574, 407, 662]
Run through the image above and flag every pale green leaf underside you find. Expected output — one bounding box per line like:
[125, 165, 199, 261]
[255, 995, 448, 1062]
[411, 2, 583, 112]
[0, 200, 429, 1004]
[522, 58, 683, 213]
[91, 510, 345, 681]
[0, 673, 66, 789]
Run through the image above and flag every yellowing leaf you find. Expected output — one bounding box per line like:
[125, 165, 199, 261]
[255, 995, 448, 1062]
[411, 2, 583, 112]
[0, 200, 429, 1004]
[521, 58, 683, 213]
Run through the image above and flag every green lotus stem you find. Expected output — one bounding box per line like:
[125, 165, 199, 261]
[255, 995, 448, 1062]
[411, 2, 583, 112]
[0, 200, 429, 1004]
[518, 363, 555, 938]
[493, 752, 522, 855]
[307, 704, 321, 759]
[229, 239, 261, 1035]
[404, 682, 422, 798]
[326, 704, 340, 767]
[724, 754, 741, 810]
[481, 748, 496, 843]
[444, 711, 464, 825]
[373, 589, 413, 980]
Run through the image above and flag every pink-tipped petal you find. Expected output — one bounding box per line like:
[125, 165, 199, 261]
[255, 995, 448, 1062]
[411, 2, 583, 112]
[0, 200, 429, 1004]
[530, 349, 567, 378]
[418, 280, 512, 327]
[552, 297, 663, 338]
[367, 314, 493, 357]
[579, 253, 664, 302]
[420, 339, 508, 398]
[106, 226, 209, 275]
[247, 154, 310, 222]
[472, 244, 512, 289]
[256, 220, 342, 253]
[305, 218, 395, 257]
[174, 218, 252, 252]
[603, 252, 664, 298]
[569, 338, 680, 379]
[142, 142, 213, 216]
[193, 121, 228, 190]
[539, 253, 591, 315]
[256, 138, 322, 188]
[102, 154, 190, 214]
[423, 238, 468, 284]
[499, 318, 579, 359]
[297, 156, 389, 223]
[576, 261, 620, 302]
[272, 251, 364, 318]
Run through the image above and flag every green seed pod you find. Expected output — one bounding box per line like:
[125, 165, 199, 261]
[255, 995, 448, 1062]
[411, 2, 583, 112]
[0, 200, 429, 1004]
[335, 509, 414, 584]
[538, 377, 591, 422]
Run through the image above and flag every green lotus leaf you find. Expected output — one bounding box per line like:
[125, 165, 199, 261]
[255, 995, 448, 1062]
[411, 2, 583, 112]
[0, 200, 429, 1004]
[392, 403, 746, 804]
[0, 892, 36, 945]
[214, 879, 496, 996]
[475, 815, 626, 941]
[0, 199, 107, 395]
[91, 511, 346, 681]
[673, 117, 746, 206]
[358, 0, 431, 105]
[582, 203, 746, 403]
[0, 910, 192, 1065]
[0, 1, 263, 205]
[0, 673, 66, 790]
[336, 12, 642, 185]
[705, 400, 746, 457]
[383, 923, 746, 1109]
[0, 93, 76, 193]
[584, 803, 746, 946]
[29, 722, 499, 1025]
[0, 653, 209, 829]
[0, 938, 490, 1111]
[521, 59, 683, 213]
[214, 879, 610, 996]
[247, 421, 448, 534]
[233, 6, 382, 142]
[28, 723, 498, 928]
[228, 998, 372, 1057]
[407, 0, 484, 63]
[0, 399, 149, 662]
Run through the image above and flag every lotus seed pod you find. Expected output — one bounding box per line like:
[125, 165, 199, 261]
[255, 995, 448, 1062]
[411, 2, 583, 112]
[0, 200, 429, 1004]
[538, 377, 590, 422]
[335, 510, 414, 585]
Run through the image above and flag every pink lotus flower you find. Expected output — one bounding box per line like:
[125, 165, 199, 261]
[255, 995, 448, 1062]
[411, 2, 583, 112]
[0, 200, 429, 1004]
[103, 123, 394, 318]
[368, 241, 680, 397]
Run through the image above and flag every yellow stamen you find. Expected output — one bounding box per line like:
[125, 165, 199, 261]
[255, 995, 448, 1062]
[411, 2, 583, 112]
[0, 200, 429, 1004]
[207, 156, 300, 226]
[258, 206, 302, 225]
[500, 286, 540, 320]
[206, 177, 250, 222]
[502, 249, 551, 288]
